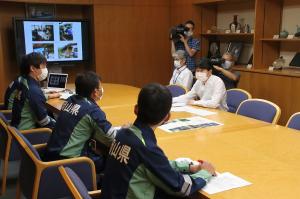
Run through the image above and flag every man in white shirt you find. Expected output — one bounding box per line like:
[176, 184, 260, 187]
[169, 50, 193, 90]
[173, 58, 228, 111]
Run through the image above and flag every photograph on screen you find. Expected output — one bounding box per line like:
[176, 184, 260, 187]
[31, 24, 54, 41]
[59, 23, 73, 41]
[58, 43, 78, 59]
[33, 43, 54, 59]
[23, 20, 84, 62]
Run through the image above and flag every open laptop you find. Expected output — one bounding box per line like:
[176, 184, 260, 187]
[42, 73, 68, 93]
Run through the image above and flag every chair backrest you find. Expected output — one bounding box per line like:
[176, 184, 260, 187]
[226, 89, 252, 113]
[167, 84, 187, 97]
[0, 113, 9, 159]
[286, 112, 300, 130]
[7, 126, 41, 199]
[0, 110, 12, 122]
[0, 113, 11, 195]
[8, 127, 96, 199]
[236, 99, 281, 124]
[59, 166, 91, 199]
[0, 112, 9, 125]
[0, 103, 5, 110]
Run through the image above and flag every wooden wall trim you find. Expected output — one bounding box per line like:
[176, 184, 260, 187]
[233, 67, 300, 78]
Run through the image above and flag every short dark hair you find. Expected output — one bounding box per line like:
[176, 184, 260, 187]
[137, 83, 172, 125]
[20, 52, 47, 76]
[197, 58, 213, 71]
[75, 71, 101, 98]
[185, 20, 195, 29]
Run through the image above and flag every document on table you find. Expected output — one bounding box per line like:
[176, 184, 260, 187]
[172, 102, 187, 107]
[171, 105, 216, 117]
[159, 116, 222, 133]
[59, 92, 73, 100]
[202, 172, 252, 194]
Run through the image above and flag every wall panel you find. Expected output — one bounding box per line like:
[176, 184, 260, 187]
[93, 1, 171, 87]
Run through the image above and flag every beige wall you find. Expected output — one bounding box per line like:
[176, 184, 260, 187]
[216, 2, 255, 31]
[280, 1, 300, 66]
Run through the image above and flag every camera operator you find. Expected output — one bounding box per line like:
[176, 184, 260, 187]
[212, 52, 240, 90]
[170, 20, 200, 72]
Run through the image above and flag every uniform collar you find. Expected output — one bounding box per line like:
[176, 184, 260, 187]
[27, 75, 40, 86]
[72, 95, 98, 105]
[176, 65, 187, 72]
[133, 119, 157, 145]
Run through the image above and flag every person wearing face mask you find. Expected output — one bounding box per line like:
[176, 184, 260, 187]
[4, 55, 60, 111]
[11, 52, 57, 130]
[173, 58, 228, 111]
[171, 20, 200, 72]
[212, 52, 240, 90]
[45, 71, 119, 174]
[169, 50, 193, 90]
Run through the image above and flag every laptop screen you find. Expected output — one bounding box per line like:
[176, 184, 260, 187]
[47, 73, 68, 89]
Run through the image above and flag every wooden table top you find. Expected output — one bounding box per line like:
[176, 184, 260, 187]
[158, 125, 300, 199]
[46, 83, 140, 114]
[47, 83, 299, 198]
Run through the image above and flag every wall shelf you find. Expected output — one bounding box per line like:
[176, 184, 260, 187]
[261, 38, 300, 42]
[193, 0, 250, 5]
[201, 33, 253, 36]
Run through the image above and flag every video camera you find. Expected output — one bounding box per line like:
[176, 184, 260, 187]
[210, 57, 225, 66]
[170, 24, 189, 43]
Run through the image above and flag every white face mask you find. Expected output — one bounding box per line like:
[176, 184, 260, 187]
[100, 87, 104, 100]
[186, 31, 193, 37]
[96, 87, 104, 101]
[38, 68, 48, 81]
[222, 60, 233, 70]
[174, 60, 181, 68]
[195, 72, 208, 82]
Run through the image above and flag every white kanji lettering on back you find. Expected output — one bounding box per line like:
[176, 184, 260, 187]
[109, 140, 121, 158]
[70, 104, 81, 116]
[117, 145, 131, 164]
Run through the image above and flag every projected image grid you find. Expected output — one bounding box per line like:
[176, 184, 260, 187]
[24, 21, 83, 62]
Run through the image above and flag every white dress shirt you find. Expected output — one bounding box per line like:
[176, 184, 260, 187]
[169, 65, 193, 90]
[173, 75, 228, 111]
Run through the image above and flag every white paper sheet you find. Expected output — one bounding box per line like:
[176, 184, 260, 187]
[202, 172, 252, 194]
[159, 116, 222, 133]
[59, 92, 73, 100]
[172, 102, 187, 107]
[171, 106, 216, 117]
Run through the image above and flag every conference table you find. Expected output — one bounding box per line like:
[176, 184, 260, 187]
[47, 83, 300, 199]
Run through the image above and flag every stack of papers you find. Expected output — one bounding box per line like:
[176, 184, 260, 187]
[159, 116, 222, 133]
[202, 172, 252, 194]
[171, 106, 216, 117]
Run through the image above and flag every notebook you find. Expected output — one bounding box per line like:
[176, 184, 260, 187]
[43, 73, 68, 93]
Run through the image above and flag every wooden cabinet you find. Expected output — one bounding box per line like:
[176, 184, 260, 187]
[183, 0, 300, 125]
[193, 0, 255, 66]
[192, 0, 300, 69]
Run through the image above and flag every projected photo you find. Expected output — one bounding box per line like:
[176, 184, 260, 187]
[33, 43, 54, 59]
[59, 23, 73, 41]
[58, 43, 78, 59]
[23, 21, 84, 61]
[31, 24, 54, 41]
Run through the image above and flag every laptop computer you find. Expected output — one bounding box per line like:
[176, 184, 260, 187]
[43, 73, 68, 93]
